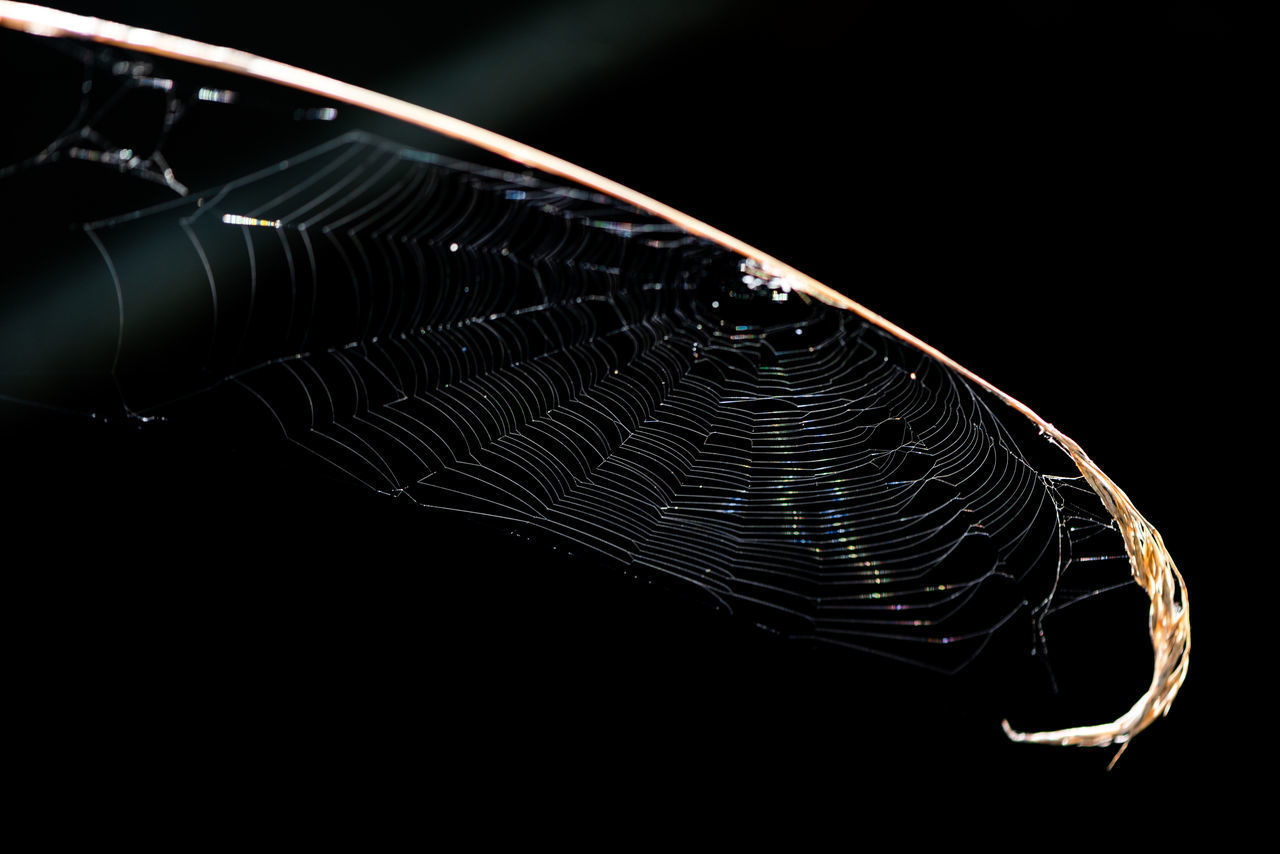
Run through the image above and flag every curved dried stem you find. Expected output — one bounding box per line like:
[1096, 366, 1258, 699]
[1001, 432, 1190, 766]
[0, 1, 1190, 757]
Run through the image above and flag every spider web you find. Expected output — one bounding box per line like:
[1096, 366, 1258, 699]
[0, 34, 1141, 704]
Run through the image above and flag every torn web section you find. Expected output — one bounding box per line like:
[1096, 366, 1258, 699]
[0, 29, 364, 417]
[0, 30, 1148, 733]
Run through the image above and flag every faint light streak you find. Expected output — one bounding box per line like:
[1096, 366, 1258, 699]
[111, 59, 151, 76]
[67, 146, 136, 165]
[294, 106, 338, 121]
[197, 87, 237, 104]
[221, 213, 282, 228]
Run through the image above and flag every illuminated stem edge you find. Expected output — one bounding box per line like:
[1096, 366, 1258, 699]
[0, 0, 1189, 758]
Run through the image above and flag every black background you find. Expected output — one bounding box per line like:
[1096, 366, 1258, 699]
[2, 0, 1247, 824]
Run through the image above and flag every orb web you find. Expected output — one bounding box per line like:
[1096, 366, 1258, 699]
[1, 118, 1132, 674]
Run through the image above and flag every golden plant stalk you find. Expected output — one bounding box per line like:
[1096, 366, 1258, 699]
[0, 1, 1189, 759]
